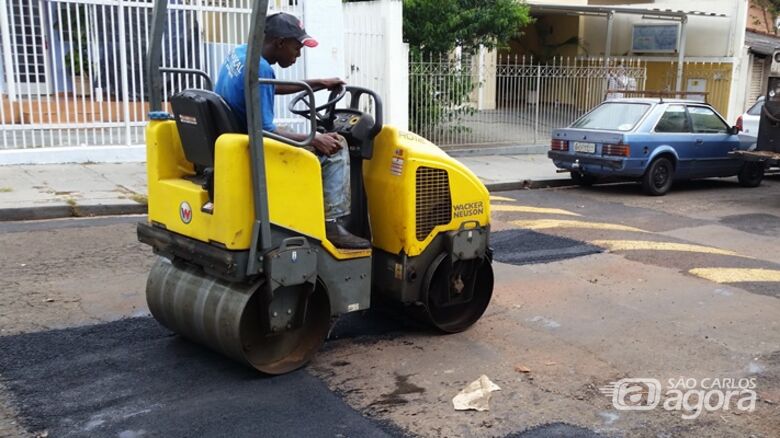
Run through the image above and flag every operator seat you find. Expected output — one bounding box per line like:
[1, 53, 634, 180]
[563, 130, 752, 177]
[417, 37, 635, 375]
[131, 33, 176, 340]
[170, 89, 244, 206]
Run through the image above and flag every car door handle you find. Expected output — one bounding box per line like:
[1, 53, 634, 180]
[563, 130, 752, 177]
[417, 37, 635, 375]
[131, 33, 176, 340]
[695, 139, 704, 144]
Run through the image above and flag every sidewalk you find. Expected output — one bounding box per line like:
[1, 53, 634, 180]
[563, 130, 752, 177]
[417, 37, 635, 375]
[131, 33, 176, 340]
[0, 153, 569, 221]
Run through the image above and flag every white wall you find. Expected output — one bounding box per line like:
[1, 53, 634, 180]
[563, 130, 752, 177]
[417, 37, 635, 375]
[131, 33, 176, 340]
[303, 0, 346, 82]
[342, 0, 408, 129]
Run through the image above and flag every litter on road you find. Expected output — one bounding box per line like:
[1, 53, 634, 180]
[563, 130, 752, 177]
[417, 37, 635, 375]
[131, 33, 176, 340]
[452, 375, 501, 412]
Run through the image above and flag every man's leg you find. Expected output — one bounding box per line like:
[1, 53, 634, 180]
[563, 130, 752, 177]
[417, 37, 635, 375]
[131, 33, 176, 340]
[319, 141, 351, 220]
[319, 137, 369, 249]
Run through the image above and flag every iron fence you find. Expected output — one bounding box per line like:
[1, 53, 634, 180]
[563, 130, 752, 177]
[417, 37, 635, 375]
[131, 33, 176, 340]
[409, 54, 647, 149]
[0, 0, 303, 150]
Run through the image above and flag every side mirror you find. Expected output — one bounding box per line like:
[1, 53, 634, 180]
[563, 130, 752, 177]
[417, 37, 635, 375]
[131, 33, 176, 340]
[729, 125, 741, 135]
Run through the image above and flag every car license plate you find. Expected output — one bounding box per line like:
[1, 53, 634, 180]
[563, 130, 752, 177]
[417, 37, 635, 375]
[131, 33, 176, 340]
[573, 141, 596, 154]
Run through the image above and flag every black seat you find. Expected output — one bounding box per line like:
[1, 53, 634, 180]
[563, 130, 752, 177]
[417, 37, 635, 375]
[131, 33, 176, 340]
[170, 89, 244, 167]
[170, 89, 244, 205]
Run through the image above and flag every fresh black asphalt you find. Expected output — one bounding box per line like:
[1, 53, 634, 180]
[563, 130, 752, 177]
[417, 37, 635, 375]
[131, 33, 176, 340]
[0, 317, 404, 438]
[0, 226, 602, 437]
[490, 229, 602, 266]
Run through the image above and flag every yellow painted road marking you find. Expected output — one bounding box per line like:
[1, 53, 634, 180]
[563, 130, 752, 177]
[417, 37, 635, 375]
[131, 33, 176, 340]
[591, 240, 744, 258]
[489, 195, 516, 202]
[511, 219, 646, 233]
[493, 205, 581, 217]
[689, 268, 780, 283]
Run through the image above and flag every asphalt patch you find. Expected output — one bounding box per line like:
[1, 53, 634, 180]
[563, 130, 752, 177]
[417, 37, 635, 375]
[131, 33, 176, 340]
[720, 213, 780, 237]
[505, 422, 603, 437]
[0, 317, 402, 438]
[491, 229, 602, 266]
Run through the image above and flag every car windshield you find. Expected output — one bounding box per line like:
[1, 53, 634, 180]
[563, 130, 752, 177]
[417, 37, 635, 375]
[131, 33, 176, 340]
[747, 99, 764, 116]
[570, 102, 650, 131]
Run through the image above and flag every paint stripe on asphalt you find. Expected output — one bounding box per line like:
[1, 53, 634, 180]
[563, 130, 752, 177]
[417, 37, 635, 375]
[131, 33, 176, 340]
[591, 240, 745, 258]
[489, 195, 516, 202]
[689, 268, 780, 283]
[493, 205, 581, 217]
[511, 219, 646, 232]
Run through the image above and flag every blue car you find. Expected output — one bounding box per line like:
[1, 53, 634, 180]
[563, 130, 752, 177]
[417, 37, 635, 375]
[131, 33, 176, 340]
[547, 98, 765, 195]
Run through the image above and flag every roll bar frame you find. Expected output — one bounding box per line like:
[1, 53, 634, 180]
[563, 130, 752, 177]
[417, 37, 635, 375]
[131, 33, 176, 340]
[146, 0, 273, 276]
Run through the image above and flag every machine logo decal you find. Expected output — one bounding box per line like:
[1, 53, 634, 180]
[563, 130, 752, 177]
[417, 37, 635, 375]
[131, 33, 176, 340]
[179, 201, 193, 224]
[179, 115, 198, 125]
[453, 201, 484, 218]
[390, 148, 404, 176]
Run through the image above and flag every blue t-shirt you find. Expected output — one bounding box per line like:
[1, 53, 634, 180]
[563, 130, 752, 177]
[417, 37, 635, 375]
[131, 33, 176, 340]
[214, 44, 276, 133]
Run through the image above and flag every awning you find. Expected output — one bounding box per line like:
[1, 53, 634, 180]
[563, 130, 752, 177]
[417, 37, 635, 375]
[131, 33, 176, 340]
[526, 2, 728, 92]
[745, 31, 780, 56]
[527, 4, 726, 20]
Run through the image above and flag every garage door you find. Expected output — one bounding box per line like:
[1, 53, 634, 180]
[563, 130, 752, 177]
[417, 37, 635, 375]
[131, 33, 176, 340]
[748, 55, 766, 106]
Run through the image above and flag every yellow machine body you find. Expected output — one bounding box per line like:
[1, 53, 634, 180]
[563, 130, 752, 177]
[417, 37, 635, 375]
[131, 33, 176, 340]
[146, 120, 362, 259]
[364, 127, 490, 257]
[145, 120, 489, 258]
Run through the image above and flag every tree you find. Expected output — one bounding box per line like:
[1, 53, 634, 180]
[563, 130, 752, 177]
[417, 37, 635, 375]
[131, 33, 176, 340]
[403, 0, 532, 56]
[400, 0, 531, 137]
[755, 0, 780, 34]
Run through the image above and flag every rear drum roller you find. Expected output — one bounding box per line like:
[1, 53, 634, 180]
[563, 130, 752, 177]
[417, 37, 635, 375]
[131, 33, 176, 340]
[146, 257, 330, 374]
[421, 255, 494, 333]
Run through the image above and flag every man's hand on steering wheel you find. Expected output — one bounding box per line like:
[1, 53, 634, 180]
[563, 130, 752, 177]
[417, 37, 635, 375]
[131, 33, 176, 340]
[311, 78, 345, 91]
[311, 132, 343, 156]
[288, 83, 348, 124]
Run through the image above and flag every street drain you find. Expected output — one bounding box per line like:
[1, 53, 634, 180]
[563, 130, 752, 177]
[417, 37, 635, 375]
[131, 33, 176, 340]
[491, 229, 601, 266]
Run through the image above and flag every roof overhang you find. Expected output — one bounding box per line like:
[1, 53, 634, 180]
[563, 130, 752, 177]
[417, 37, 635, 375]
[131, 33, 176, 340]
[527, 4, 727, 21]
[525, 3, 728, 92]
[745, 31, 780, 56]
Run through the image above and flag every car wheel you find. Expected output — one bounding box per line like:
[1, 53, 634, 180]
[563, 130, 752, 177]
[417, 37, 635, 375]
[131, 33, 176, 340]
[642, 157, 674, 196]
[571, 172, 597, 186]
[737, 162, 764, 187]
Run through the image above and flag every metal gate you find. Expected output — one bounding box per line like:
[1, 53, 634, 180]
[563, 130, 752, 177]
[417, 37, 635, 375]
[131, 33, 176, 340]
[0, 0, 303, 151]
[409, 54, 646, 149]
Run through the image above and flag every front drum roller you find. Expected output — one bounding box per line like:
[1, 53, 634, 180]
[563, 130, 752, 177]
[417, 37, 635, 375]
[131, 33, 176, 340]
[145, 257, 330, 374]
[421, 254, 494, 333]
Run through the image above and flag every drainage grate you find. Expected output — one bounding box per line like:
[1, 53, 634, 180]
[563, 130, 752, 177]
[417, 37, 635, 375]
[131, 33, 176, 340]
[491, 229, 602, 265]
[415, 166, 452, 241]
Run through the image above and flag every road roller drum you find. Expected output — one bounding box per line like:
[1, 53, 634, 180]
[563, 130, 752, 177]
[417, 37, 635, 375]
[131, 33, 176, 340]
[146, 257, 330, 374]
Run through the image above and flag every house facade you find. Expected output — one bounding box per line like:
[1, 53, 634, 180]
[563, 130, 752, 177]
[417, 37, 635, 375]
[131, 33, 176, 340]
[515, 0, 761, 122]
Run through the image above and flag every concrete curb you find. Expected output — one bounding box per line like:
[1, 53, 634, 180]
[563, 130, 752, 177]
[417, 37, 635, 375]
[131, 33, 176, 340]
[486, 178, 575, 192]
[445, 144, 549, 158]
[0, 203, 147, 222]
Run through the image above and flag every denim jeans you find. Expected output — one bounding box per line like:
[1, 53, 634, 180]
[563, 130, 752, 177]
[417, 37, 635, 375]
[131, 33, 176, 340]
[318, 137, 350, 219]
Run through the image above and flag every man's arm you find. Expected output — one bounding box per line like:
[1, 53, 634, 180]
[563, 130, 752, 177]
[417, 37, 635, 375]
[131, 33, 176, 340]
[274, 127, 343, 156]
[275, 78, 345, 95]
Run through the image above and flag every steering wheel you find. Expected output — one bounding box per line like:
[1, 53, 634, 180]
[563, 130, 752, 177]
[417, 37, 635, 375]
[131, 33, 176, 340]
[288, 86, 348, 125]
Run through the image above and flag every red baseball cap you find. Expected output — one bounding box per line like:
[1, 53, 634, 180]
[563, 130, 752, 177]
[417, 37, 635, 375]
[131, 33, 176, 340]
[266, 12, 318, 48]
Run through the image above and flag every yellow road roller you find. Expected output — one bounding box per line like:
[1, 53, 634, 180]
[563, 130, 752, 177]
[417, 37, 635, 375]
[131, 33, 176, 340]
[138, 0, 494, 374]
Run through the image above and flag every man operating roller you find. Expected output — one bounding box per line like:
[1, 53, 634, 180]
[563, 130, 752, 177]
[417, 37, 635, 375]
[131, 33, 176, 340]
[215, 12, 369, 249]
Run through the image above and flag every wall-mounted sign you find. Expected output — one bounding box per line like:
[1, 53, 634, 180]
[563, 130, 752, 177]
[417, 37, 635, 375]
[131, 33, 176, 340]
[632, 24, 679, 53]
